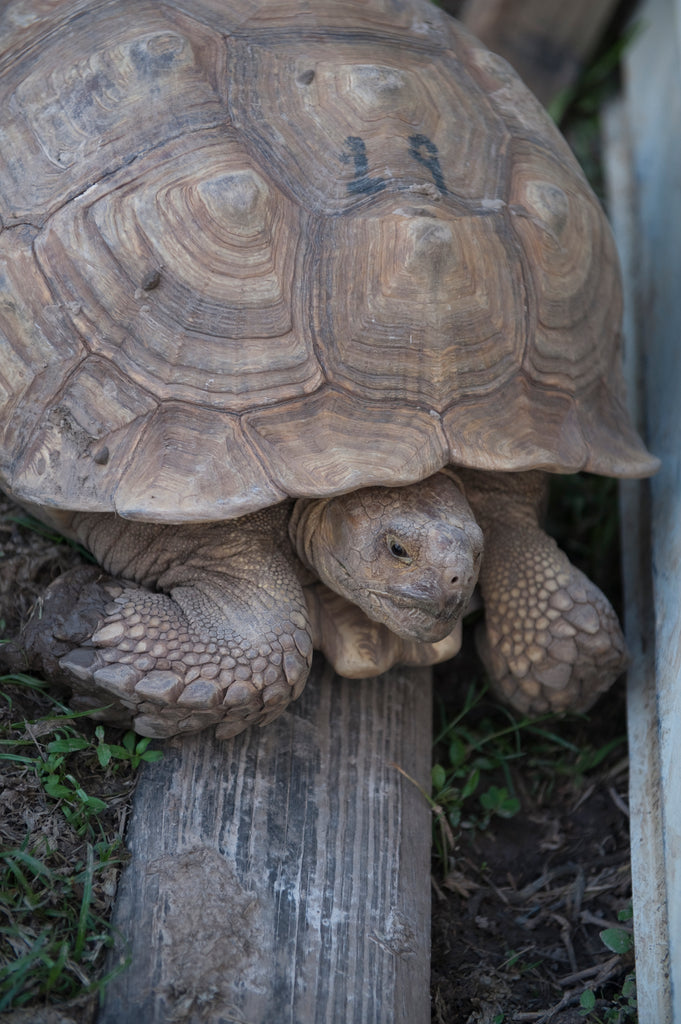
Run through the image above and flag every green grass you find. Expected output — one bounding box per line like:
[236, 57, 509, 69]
[0, 840, 125, 1011]
[430, 676, 627, 861]
[0, 673, 162, 1012]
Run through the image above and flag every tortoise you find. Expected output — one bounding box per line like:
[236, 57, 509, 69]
[0, 0, 658, 740]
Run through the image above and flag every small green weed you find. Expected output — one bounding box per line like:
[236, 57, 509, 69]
[94, 724, 164, 771]
[579, 906, 636, 1022]
[430, 681, 558, 858]
[1, 683, 162, 837]
[431, 678, 628, 864]
[579, 972, 636, 1023]
[0, 673, 161, 1010]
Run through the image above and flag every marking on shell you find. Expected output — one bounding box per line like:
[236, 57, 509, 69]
[340, 134, 447, 195]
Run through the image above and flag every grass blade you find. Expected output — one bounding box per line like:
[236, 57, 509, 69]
[75, 845, 95, 961]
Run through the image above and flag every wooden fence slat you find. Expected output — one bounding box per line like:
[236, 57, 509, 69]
[604, 105, 672, 1024]
[603, 0, 681, 1019]
[97, 660, 432, 1024]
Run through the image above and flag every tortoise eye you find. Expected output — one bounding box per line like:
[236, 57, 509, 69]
[386, 535, 412, 563]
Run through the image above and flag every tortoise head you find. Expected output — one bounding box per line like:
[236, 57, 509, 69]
[291, 473, 483, 643]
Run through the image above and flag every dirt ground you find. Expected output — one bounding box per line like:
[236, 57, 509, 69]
[430, 657, 634, 1023]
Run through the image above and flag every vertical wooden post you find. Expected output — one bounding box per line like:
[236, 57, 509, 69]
[98, 660, 432, 1024]
[604, 0, 681, 1018]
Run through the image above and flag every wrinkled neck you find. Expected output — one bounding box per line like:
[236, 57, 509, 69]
[289, 497, 331, 581]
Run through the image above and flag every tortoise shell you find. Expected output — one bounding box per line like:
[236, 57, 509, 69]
[0, 0, 656, 523]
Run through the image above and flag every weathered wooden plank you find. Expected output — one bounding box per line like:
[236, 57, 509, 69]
[603, 0, 681, 1019]
[460, 0, 619, 106]
[604, 108, 672, 1024]
[97, 659, 432, 1024]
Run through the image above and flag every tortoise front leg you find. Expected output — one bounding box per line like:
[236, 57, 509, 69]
[20, 508, 313, 739]
[462, 470, 627, 714]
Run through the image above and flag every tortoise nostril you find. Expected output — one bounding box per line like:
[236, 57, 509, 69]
[450, 575, 459, 585]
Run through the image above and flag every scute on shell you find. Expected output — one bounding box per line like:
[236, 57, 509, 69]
[0, 0, 658, 524]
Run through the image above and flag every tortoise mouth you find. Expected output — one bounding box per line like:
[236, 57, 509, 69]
[367, 590, 468, 643]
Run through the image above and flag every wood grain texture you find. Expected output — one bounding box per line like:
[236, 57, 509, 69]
[97, 659, 432, 1024]
[603, 1, 681, 1018]
[460, 0, 619, 106]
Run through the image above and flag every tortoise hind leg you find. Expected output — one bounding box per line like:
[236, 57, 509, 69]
[463, 470, 627, 714]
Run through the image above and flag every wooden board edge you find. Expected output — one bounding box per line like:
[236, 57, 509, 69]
[603, 19, 680, 1017]
[97, 660, 433, 1024]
